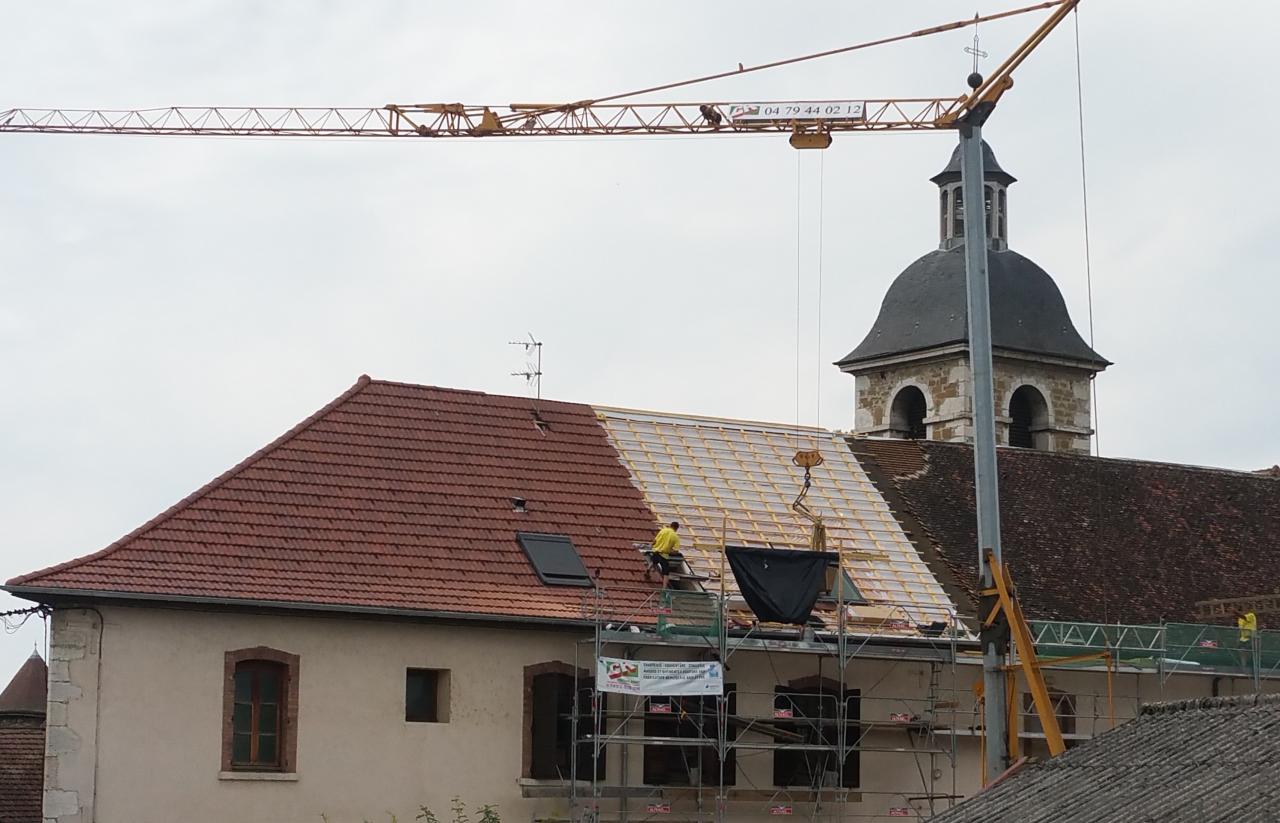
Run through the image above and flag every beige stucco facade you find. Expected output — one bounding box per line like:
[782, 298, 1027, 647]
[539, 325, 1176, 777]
[42, 605, 1274, 823]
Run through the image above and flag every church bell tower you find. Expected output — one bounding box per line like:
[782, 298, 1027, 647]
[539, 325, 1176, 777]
[836, 142, 1109, 454]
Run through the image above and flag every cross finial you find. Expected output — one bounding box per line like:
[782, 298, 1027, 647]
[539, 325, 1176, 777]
[964, 13, 988, 74]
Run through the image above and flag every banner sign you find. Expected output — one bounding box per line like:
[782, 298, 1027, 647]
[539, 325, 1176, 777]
[597, 657, 723, 696]
[726, 101, 865, 122]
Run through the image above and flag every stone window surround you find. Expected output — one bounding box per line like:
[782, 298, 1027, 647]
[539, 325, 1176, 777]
[521, 660, 591, 780]
[884, 380, 936, 432]
[221, 647, 300, 775]
[1000, 379, 1055, 429]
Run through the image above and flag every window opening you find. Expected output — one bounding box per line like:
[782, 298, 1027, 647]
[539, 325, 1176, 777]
[1009, 385, 1049, 449]
[940, 188, 950, 240]
[818, 569, 867, 604]
[530, 672, 603, 780]
[643, 689, 735, 786]
[997, 188, 1007, 242]
[1023, 689, 1077, 736]
[1022, 689, 1076, 759]
[951, 187, 965, 238]
[773, 685, 860, 789]
[406, 668, 449, 723]
[889, 386, 928, 440]
[517, 532, 592, 587]
[232, 660, 285, 769]
[984, 184, 995, 237]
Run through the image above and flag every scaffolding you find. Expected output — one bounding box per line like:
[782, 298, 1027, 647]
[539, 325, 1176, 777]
[560, 581, 965, 823]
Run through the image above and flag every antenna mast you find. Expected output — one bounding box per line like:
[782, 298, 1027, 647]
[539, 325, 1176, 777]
[509, 334, 543, 400]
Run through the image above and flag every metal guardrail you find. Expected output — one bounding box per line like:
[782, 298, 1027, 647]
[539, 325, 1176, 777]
[1029, 619, 1279, 686]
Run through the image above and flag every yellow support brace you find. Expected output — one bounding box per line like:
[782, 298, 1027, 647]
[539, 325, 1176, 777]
[985, 550, 1067, 757]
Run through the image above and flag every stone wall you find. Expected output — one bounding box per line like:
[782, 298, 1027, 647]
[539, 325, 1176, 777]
[43, 609, 101, 823]
[851, 353, 1095, 453]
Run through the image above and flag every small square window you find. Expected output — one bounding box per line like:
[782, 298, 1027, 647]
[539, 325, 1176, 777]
[406, 668, 449, 723]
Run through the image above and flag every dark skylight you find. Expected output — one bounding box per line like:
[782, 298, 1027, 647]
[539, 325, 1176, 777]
[517, 532, 592, 587]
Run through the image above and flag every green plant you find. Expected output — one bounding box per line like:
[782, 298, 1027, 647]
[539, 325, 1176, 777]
[415, 800, 498, 823]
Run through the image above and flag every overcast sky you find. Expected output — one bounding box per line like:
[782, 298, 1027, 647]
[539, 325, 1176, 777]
[2, 1, 1277, 678]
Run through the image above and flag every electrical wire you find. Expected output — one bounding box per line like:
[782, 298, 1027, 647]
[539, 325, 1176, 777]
[1, 605, 45, 634]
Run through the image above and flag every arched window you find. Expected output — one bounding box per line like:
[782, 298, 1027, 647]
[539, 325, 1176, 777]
[940, 188, 949, 240]
[1009, 385, 1049, 449]
[984, 185, 995, 237]
[951, 187, 964, 239]
[889, 386, 928, 440]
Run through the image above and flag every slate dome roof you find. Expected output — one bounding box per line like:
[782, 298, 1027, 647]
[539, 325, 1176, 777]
[837, 244, 1109, 368]
[930, 140, 1016, 186]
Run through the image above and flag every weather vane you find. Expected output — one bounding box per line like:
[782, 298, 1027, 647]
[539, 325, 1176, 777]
[965, 13, 988, 75]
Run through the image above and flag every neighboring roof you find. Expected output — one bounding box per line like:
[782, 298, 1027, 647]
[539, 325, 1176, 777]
[597, 409, 956, 626]
[837, 245, 1110, 369]
[852, 439, 1280, 624]
[929, 139, 1016, 187]
[0, 652, 45, 716]
[0, 717, 44, 823]
[931, 693, 1280, 823]
[6, 377, 661, 623]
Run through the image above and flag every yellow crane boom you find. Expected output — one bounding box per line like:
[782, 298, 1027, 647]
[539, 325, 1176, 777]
[0, 0, 1078, 146]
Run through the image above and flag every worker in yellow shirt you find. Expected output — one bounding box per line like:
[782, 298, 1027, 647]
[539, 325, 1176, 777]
[648, 521, 683, 586]
[1238, 609, 1258, 644]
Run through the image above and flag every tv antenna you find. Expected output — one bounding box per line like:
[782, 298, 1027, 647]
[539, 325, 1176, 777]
[509, 333, 543, 399]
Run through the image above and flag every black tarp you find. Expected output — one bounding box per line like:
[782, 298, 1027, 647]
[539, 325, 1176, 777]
[726, 547, 833, 625]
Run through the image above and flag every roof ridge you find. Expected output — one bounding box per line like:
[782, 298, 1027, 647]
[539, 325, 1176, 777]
[917, 439, 1273, 480]
[594, 405, 830, 435]
[5, 375, 374, 588]
[1140, 693, 1280, 716]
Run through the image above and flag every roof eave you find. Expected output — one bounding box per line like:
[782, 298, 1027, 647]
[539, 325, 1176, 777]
[2, 585, 597, 631]
[838, 342, 1111, 373]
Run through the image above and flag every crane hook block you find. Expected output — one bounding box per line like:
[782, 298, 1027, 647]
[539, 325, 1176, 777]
[792, 450, 824, 469]
[789, 132, 832, 150]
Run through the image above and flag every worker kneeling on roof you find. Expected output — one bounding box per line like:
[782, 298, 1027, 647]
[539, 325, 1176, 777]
[649, 521, 683, 585]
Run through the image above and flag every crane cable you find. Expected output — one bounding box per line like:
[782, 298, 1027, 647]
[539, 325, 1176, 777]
[793, 152, 828, 447]
[583, 1, 1068, 106]
[816, 150, 826, 449]
[1073, 8, 1098, 456]
[1072, 8, 1108, 625]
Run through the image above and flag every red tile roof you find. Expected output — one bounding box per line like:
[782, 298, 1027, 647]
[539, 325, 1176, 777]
[854, 439, 1280, 624]
[7, 378, 662, 623]
[0, 719, 44, 823]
